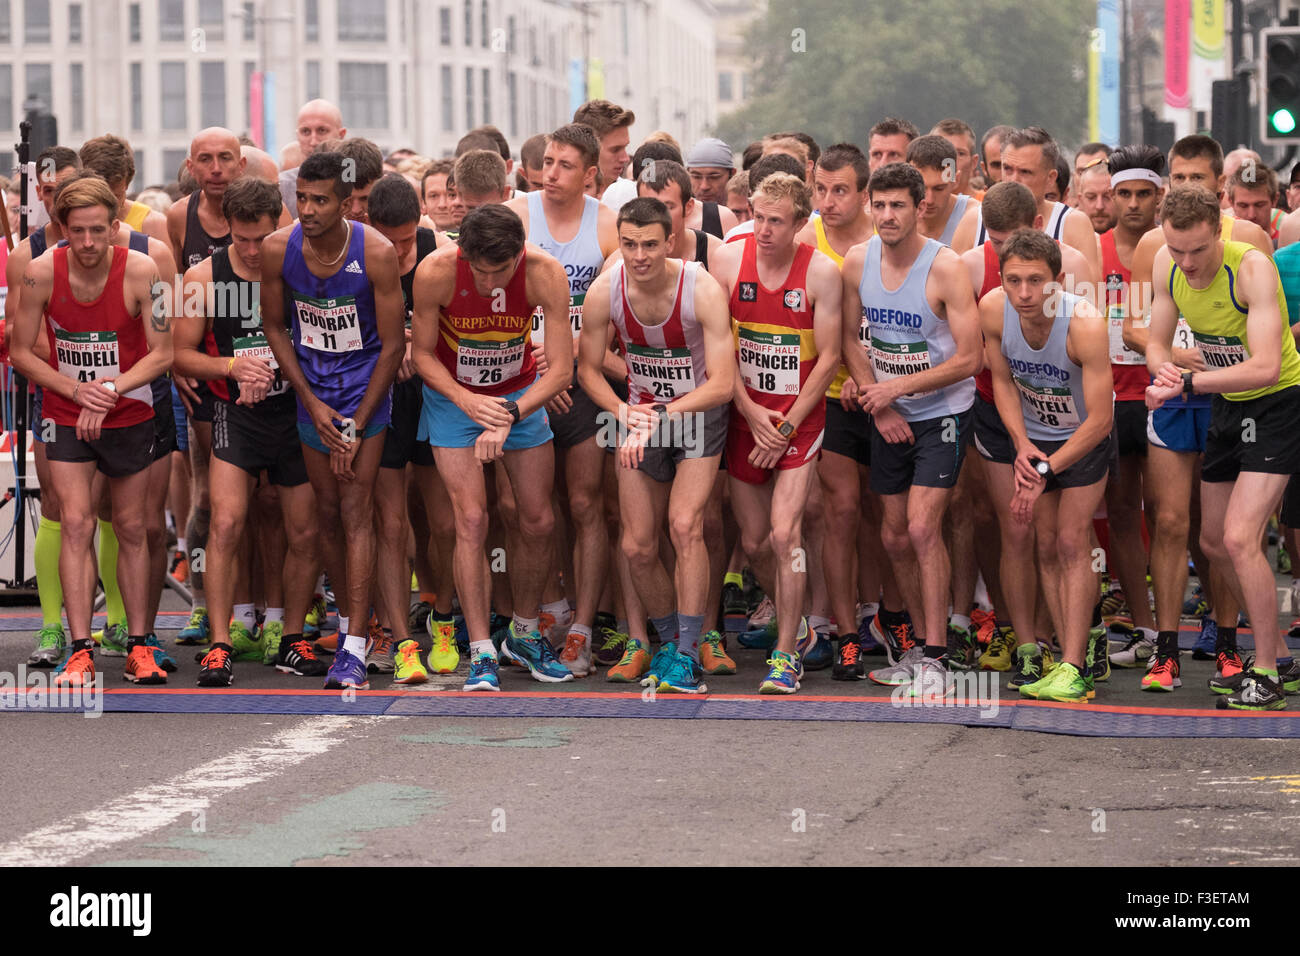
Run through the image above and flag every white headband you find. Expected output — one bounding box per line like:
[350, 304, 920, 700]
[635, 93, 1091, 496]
[1110, 168, 1163, 189]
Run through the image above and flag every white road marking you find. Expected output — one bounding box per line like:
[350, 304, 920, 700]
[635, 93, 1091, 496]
[0, 715, 369, 866]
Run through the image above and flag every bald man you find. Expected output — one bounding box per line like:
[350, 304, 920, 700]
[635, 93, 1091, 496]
[1221, 148, 1261, 210]
[279, 100, 346, 217]
[241, 144, 280, 183]
[167, 128, 247, 269]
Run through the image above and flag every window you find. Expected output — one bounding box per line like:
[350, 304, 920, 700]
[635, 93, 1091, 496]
[128, 3, 140, 42]
[160, 0, 184, 41]
[463, 0, 471, 46]
[305, 60, 320, 101]
[131, 150, 143, 194]
[0, 2, 9, 44]
[305, 0, 318, 42]
[242, 2, 254, 41]
[160, 62, 187, 130]
[439, 7, 450, 45]
[718, 72, 733, 102]
[440, 65, 453, 132]
[130, 62, 142, 129]
[465, 66, 474, 127]
[162, 148, 188, 185]
[200, 61, 225, 128]
[401, 64, 408, 131]
[480, 0, 488, 48]
[0, 67, 11, 132]
[507, 71, 516, 137]
[528, 25, 537, 64]
[25, 63, 50, 109]
[507, 15, 515, 54]
[24, 0, 48, 43]
[339, 62, 387, 128]
[69, 62, 83, 131]
[338, 0, 384, 42]
[68, 3, 81, 43]
[199, 0, 223, 41]
[481, 68, 490, 125]
[244, 61, 255, 128]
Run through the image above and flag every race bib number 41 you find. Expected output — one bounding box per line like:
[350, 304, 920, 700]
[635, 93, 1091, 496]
[739, 328, 800, 395]
[295, 295, 363, 353]
[55, 328, 120, 382]
[456, 335, 527, 388]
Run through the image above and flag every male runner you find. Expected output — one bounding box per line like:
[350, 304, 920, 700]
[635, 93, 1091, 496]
[9, 176, 172, 686]
[931, 118, 983, 199]
[410, 204, 574, 690]
[686, 138, 736, 205]
[260, 151, 405, 690]
[77, 135, 169, 245]
[980, 126, 1014, 185]
[577, 197, 736, 688]
[1145, 186, 1300, 709]
[173, 176, 325, 686]
[906, 134, 977, 247]
[842, 162, 981, 695]
[867, 118, 919, 171]
[1075, 160, 1118, 234]
[1227, 165, 1283, 248]
[280, 99, 347, 215]
[519, 134, 547, 191]
[709, 172, 842, 693]
[573, 99, 635, 209]
[982, 229, 1114, 701]
[635, 160, 720, 267]
[1074, 143, 1113, 183]
[422, 160, 460, 231]
[337, 138, 385, 226]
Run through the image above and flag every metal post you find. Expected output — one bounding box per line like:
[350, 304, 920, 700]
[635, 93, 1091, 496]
[10, 120, 31, 592]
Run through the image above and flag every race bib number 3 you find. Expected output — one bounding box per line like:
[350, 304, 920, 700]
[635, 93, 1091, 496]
[871, 337, 931, 380]
[456, 335, 527, 388]
[233, 335, 288, 396]
[1173, 314, 1198, 354]
[1193, 331, 1247, 369]
[1108, 305, 1144, 365]
[295, 295, 363, 353]
[627, 343, 696, 401]
[55, 328, 120, 382]
[738, 328, 801, 395]
[1015, 377, 1081, 429]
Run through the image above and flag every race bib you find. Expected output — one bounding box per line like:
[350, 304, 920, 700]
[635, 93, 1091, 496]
[233, 334, 288, 397]
[55, 328, 120, 382]
[1107, 303, 1144, 365]
[456, 334, 528, 388]
[871, 337, 932, 380]
[1014, 377, 1081, 429]
[627, 343, 697, 401]
[739, 328, 801, 395]
[1194, 331, 1248, 369]
[530, 299, 584, 345]
[295, 295, 363, 353]
[1173, 314, 1197, 353]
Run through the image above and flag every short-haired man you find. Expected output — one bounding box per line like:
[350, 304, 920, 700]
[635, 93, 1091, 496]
[577, 197, 736, 688]
[336, 138, 385, 226]
[280, 99, 347, 216]
[867, 118, 919, 171]
[453, 149, 514, 210]
[78, 134, 169, 245]
[931, 118, 982, 198]
[573, 98, 636, 209]
[1228, 164, 1283, 248]
[981, 228, 1114, 701]
[519, 134, 547, 191]
[906, 134, 977, 247]
[980, 125, 1015, 184]
[9, 176, 173, 687]
[1075, 160, 1118, 234]
[421, 159, 460, 232]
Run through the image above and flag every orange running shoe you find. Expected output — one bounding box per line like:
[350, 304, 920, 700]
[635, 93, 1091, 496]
[169, 549, 189, 583]
[970, 608, 996, 647]
[1140, 654, 1181, 691]
[314, 631, 339, 654]
[699, 631, 737, 675]
[606, 638, 651, 682]
[54, 647, 96, 688]
[124, 645, 168, 684]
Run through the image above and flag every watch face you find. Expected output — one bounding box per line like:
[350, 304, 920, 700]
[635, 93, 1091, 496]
[1036, 461, 1049, 475]
[778, 422, 795, 438]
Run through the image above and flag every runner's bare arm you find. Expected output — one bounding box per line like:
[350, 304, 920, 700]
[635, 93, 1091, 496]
[165, 201, 187, 272]
[111, 255, 174, 394]
[781, 251, 842, 431]
[1280, 208, 1300, 248]
[575, 270, 621, 414]
[260, 231, 319, 410]
[8, 256, 76, 399]
[171, 260, 223, 380]
[1189, 250, 1288, 396]
[409, 247, 470, 403]
[516, 249, 574, 419]
[1231, 218, 1275, 258]
[1122, 227, 1160, 357]
[660, 267, 735, 417]
[1060, 244, 1098, 311]
[1144, 246, 1178, 375]
[982, 290, 1033, 454]
[350, 228, 407, 431]
[5, 238, 31, 325]
[950, 204, 981, 254]
[1062, 207, 1102, 278]
[1047, 298, 1113, 473]
[839, 243, 876, 389]
[145, 235, 180, 328]
[596, 204, 620, 259]
[141, 208, 171, 249]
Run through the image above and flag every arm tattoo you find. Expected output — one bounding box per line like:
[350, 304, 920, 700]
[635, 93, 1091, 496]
[22, 275, 35, 287]
[148, 273, 170, 332]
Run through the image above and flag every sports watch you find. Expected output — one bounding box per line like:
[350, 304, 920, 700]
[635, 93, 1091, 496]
[776, 419, 796, 440]
[1182, 370, 1195, 395]
[502, 400, 521, 423]
[1032, 457, 1052, 480]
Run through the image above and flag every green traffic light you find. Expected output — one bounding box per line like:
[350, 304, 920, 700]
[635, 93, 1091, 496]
[1272, 108, 1298, 134]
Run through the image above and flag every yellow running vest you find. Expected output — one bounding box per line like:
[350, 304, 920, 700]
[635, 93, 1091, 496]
[123, 200, 150, 232]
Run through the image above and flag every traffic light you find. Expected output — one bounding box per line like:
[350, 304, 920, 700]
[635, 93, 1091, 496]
[1261, 26, 1300, 143]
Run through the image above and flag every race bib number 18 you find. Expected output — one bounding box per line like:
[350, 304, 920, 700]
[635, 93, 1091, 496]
[738, 328, 801, 395]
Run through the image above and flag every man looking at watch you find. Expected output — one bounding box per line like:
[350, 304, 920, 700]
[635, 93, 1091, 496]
[981, 229, 1114, 702]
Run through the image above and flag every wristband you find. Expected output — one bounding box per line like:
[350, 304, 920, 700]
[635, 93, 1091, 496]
[72, 382, 81, 404]
[1182, 370, 1194, 395]
[227, 356, 237, 376]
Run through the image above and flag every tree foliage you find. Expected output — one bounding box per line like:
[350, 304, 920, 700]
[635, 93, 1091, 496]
[715, 0, 1095, 151]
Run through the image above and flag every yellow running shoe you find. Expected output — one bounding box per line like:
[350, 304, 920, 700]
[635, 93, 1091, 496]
[978, 626, 1016, 671]
[428, 616, 460, 674]
[393, 639, 429, 684]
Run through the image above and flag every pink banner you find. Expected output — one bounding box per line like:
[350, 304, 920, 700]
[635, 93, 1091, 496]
[250, 72, 265, 149]
[1165, 0, 1190, 108]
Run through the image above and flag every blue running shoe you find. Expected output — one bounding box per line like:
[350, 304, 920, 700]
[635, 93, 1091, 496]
[501, 623, 574, 683]
[463, 653, 501, 691]
[857, 610, 886, 655]
[144, 634, 178, 673]
[175, 606, 210, 646]
[795, 619, 833, 671]
[656, 645, 706, 694]
[323, 648, 370, 690]
[1181, 586, 1208, 618]
[759, 650, 801, 694]
[647, 641, 678, 683]
[1192, 615, 1218, 661]
[453, 614, 470, 656]
[738, 619, 777, 650]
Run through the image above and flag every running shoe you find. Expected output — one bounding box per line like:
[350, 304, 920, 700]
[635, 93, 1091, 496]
[366, 630, 396, 674]
[314, 631, 339, 654]
[794, 617, 832, 671]
[463, 653, 500, 691]
[260, 620, 284, 665]
[868, 645, 924, 686]
[1088, 626, 1110, 682]
[54, 646, 95, 688]
[871, 613, 916, 666]
[655, 645, 707, 694]
[324, 648, 369, 690]
[304, 594, 328, 638]
[95, 622, 128, 656]
[1192, 615, 1218, 659]
[407, 600, 433, 635]
[901, 655, 954, 700]
[1098, 586, 1126, 618]
[197, 644, 234, 687]
[647, 641, 678, 684]
[1215, 648, 1245, 680]
[1140, 654, 1181, 691]
[170, 548, 189, 583]
[593, 625, 630, 667]
[739, 600, 778, 650]
[1279, 545, 1292, 575]
[1216, 671, 1286, 711]
[501, 623, 575, 683]
[124, 645, 168, 684]
[393, 639, 429, 685]
[607, 638, 651, 682]
[1020, 661, 1089, 702]
[699, 631, 737, 675]
[27, 624, 66, 667]
[539, 608, 571, 647]
[970, 607, 997, 647]
[229, 621, 265, 662]
[275, 637, 329, 677]
[144, 634, 178, 673]
[1108, 632, 1155, 668]
[1181, 586, 1209, 619]
[759, 650, 801, 694]
[832, 634, 867, 680]
[1288, 620, 1300, 640]
[559, 630, 594, 678]
[1007, 643, 1045, 689]
[1207, 650, 1246, 694]
[175, 607, 210, 646]
[857, 609, 886, 655]
[453, 614, 470, 656]
[722, 581, 748, 633]
[946, 622, 977, 672]
[742, 567, 764, 613]
[747, 596, 776, 630]
[978, 626, 1016, 671]
[427, 615, 460, 674]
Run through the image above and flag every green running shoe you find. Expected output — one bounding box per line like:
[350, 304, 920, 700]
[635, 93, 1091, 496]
[95, 622, 128, 656]
[1021, 662, 1090, 702]
[261, 620, 284, 665]
[229, 621, 265, 662]
[175, 606, 210, 645]
[27, 623, 66, 667]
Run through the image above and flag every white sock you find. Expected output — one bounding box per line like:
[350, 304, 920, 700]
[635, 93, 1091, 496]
[338, 615, 350, 638]
[857, 602, 880, 626]
[176, 536, 187, 555]
[470, 639, 498, 659]
[808, 614, 831, 636]
[512, 614, 540, 635]
[343, 633, 367, 658]
[233, 603, 257, 630]
[568, 623, 592, 644]
[264, 607, 284, 624]
[950, 613, 971, 631]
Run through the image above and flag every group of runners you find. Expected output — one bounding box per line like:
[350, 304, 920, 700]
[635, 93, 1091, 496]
[9, 96, 1300, 710]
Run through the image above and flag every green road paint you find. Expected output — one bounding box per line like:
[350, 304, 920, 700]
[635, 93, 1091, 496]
[104, 783, 446, 867]
[400, 724, 573, 748]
